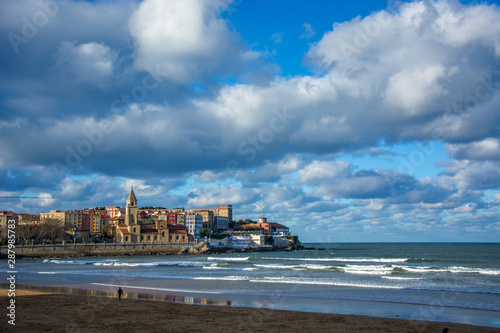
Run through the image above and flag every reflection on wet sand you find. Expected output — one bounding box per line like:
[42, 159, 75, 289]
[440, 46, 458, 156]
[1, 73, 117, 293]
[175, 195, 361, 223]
[0, 283, 231, 307]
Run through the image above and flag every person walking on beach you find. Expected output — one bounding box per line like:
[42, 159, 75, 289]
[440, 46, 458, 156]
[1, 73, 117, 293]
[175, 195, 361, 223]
[117, 287, 123, 301]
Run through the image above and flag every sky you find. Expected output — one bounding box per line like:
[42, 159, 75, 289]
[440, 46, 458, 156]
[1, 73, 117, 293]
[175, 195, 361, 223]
[1, 0, 500, 242]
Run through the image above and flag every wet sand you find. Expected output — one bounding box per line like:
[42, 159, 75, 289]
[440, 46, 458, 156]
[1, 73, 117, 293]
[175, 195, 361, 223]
[2, 288, 500, 332]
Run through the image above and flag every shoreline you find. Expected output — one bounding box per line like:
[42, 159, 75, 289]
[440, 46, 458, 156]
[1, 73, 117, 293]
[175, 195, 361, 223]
[4, 283, 500, 331]
[7, 244, 500, 331]
[2, 287, 500, 333]
[0, 242, 300, 259]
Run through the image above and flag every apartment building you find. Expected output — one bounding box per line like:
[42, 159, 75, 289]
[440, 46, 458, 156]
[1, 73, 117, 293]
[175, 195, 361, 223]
[40, 210, 82, 230]
[185, 213, 203, 239]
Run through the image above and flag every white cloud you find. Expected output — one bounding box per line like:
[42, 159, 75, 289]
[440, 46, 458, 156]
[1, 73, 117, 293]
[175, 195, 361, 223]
[192, 170, 229, 183]
[197, 75, 336, 149]
[121, 178, 166, 199]
[2, 0, 500, 241]
[446, 138, 500, 161]
[55, 41, 116, 86]
[271, 32, 284, 44]
[276, 154, 302, 173]
[449, 203, 475, 214]
[384, 64, 446, 113]
[187, 185, 258, 207]
[299, 23, 316, 39]
[128, 0, 241, 83]
[444, 160, 500, 190]
[58, 177, 89, 201]
[433, 1, 500, 49]
[198, 84, 266, 131]
[299, 161, 350, 184]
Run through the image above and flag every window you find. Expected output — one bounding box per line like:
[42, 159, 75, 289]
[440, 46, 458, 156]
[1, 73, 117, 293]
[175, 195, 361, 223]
[125, 236, 128, 242]
[133, 227, 136, 233]
[162, 231, 165, 237]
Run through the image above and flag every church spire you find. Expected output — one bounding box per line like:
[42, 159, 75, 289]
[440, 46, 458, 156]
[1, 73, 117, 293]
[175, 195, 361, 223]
[127, 186, 137, 205]
[125, 186, 137, 226]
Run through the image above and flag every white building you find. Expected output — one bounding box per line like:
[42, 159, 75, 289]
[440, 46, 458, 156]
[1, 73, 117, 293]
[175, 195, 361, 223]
[230, 235, 257, 248]
[250, 234, 267, 245]
[185, 213, 203, 239]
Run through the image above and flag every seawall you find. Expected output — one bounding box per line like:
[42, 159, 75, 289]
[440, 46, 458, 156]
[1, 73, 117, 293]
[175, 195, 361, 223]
[0, 242, 187, 259]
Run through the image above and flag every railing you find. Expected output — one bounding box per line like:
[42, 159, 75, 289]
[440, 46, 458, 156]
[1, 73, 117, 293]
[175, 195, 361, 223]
[0, 242, 193, 258]
[0, 241, 191, 249]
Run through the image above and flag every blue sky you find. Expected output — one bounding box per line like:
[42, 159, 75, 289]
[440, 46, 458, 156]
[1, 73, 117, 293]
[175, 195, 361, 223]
[226, 0, 392, 76]
[1, 0, 500, 242]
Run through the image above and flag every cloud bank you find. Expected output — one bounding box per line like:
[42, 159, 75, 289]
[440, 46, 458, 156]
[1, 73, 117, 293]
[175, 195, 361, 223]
[0, 0, 499, 241]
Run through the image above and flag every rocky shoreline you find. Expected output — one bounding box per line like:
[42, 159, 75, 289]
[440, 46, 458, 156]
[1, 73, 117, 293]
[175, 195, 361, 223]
[180, 241, 304, 255]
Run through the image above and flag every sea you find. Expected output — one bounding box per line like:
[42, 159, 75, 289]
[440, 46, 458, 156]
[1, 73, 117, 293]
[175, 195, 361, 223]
[14, 243, 500, 328]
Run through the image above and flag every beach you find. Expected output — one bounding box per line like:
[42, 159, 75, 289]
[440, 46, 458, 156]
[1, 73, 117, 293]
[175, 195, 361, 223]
[2, 288, 500, 333]
[5, 243, 500, 330]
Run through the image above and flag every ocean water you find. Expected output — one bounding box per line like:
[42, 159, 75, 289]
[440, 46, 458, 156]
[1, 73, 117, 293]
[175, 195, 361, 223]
[14, 243, 500, 326]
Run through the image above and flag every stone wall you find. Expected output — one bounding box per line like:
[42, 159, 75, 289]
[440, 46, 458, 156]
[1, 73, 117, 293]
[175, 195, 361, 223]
[0, 242, 187, 258]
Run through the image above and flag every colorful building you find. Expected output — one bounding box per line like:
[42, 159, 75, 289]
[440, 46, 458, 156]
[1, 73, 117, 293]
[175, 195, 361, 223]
[185, 213, 203, 239]
[115, 188, 188, 244]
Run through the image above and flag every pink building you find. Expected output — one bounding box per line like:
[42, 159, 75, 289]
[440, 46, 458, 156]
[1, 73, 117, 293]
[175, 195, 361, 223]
[106, 206, 125, 219]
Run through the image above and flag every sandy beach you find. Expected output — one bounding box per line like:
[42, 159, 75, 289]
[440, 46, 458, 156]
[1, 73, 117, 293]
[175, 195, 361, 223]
[2, 288, 499, 333]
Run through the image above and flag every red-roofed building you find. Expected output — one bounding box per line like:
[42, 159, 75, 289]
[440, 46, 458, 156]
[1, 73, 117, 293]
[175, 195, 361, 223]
[234, 218, 290, 237]
[139, 211, 150, 219]
[106, 206, 125, 219]
[119, 228, 130, 235]
[115, 188, 188, 244]
[168, 228, 188, 242]
[259, 222, 289, 236]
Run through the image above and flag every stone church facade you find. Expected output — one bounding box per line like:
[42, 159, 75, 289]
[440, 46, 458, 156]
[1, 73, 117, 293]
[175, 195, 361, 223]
[116, 188, 187, 244]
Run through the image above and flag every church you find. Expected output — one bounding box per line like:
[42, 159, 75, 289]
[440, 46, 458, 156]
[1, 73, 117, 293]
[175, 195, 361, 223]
[115, 187, 188, 244]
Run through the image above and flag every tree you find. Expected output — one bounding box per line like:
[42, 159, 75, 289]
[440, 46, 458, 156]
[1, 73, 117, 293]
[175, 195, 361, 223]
[236, 219, 255, 225]
[101, 223, 116, 238]
[17, 224, 39, 245]
[211, 232, 228, 240]
[0, 221, 8, 244]
[265, 235, 274, 246]
[39, 218, 64, 243]
[154, 206, 166, 210]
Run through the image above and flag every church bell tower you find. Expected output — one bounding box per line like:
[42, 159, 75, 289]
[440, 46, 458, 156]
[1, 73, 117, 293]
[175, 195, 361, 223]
[125, 187, 138, 226]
